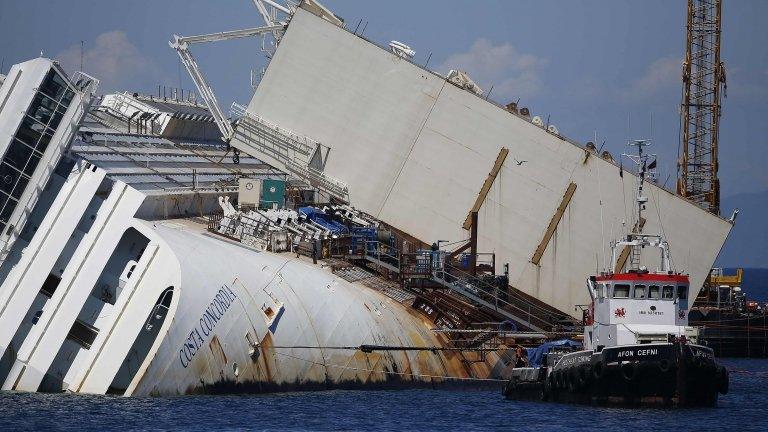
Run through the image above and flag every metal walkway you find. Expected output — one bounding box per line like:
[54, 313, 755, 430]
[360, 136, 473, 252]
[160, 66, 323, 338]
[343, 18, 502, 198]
[358, 243, 549, 332]
[431, 266, 546, 333]
[230, 103, 349, 203]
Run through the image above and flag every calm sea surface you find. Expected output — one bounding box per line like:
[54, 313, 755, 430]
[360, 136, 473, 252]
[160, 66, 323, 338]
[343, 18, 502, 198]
[0, 358, 766, 431]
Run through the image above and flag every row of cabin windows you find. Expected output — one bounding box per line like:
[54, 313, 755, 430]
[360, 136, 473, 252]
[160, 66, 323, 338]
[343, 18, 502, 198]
[598, 283, 688, 301]
[0, 68, 74, 234]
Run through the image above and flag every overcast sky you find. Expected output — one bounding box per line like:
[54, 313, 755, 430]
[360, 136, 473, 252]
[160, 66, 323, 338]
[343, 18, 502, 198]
[1, 0, 766, 200]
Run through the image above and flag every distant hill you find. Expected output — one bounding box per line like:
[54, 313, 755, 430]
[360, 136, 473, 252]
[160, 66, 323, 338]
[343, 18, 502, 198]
[716, 190, 768, 268]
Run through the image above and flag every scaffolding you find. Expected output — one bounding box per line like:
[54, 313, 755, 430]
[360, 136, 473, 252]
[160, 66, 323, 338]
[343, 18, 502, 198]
[678, 0, 726, 215]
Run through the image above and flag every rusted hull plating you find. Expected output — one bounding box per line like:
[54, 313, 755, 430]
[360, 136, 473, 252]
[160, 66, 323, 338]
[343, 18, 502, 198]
[128, 224, 504, 396]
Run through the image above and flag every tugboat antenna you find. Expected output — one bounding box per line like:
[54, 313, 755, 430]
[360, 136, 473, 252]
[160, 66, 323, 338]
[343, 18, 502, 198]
[620, 140, 659, 271]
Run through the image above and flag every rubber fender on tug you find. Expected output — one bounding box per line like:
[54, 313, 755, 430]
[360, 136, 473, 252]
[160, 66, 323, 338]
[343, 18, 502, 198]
[567, 369, 578, 391]
[576, 364, 590, 388]
[502, 379, 515, 396]
[659, 358, 672, 373]
[620, 362, 638, 381]
[557, 370, 566, 389]
[717, 366, 729, 395]
[541, 378, 552, 401]
[592, 361, 605, 380]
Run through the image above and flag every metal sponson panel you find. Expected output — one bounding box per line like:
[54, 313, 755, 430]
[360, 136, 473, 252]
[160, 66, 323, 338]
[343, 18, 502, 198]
[241, 7, 732, 317]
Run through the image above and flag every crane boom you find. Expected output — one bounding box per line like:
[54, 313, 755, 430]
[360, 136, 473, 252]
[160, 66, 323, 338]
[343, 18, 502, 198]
[169, 24, 285, 141]
[678, 0, 726, 215]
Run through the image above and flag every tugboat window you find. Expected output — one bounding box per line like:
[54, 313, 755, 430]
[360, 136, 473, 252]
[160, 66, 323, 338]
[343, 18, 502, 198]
[648, 285, 661, 299]
[676, 286, 688, 300]
[633, 284, 647, 299]
[662, 285, 675, 300]
[613, 284, 630, 298]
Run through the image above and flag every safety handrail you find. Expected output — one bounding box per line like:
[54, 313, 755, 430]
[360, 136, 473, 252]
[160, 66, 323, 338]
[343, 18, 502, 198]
[435, 262, 571, 326]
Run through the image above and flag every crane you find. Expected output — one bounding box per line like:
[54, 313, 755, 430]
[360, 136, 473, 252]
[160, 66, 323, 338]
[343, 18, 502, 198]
[677, 0, 726, 215]
[168, 1, 295, 142]
[169, 1, 342, 142]
[169, 23, 285, 141]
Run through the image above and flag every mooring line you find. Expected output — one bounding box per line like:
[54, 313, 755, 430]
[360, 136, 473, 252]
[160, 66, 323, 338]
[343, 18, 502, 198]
[264, 344, 503, 353]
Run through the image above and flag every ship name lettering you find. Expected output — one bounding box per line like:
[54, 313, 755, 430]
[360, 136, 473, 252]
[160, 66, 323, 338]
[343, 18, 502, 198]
[179, 285, 238, 368]
[617, 348, 658, 358]
[693, 350, 713, 360]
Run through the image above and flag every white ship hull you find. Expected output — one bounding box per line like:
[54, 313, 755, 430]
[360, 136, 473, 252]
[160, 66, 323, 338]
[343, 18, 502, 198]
[0, 163, 500, 395]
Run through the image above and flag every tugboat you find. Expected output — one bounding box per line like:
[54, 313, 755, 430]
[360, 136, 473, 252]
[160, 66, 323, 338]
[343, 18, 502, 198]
[503, 140, 729, 407]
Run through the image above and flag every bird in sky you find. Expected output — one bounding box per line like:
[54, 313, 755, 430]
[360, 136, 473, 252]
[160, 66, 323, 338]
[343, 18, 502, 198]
[514, 158, 527, 166]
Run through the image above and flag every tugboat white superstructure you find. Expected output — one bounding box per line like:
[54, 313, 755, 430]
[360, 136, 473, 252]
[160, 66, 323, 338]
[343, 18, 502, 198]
[504, 141, 729, 407]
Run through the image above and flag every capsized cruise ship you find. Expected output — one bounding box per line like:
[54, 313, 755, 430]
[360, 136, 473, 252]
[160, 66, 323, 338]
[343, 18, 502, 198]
[0, 0, 732, 396]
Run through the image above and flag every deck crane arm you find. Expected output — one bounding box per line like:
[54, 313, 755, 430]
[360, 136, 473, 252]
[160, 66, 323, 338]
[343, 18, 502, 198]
[169, 24, 285, 142]
[253, 0, 292, 23]
[168, 1, 339, 143]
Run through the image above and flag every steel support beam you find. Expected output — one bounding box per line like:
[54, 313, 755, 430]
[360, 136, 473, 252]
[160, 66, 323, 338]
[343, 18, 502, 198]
[463, 147, 508, 230]
[173, 25, 284, 45]
[531, 182, 577, 265]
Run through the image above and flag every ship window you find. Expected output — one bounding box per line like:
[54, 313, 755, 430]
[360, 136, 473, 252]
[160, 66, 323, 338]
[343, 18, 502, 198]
[0, 162, 27, 198]
[597, 284, 605, 299]
[66, 319, 99, 349]
[35, 131, 53, 153]
[677, 286, 688, 300]
[16, 116, 44, 147]
[0, 192, 18, 226]
[48, 110, 64, 131]
[23, 154, 41, 177]
[613, 284, 630, 298]
[4, 139, 37, 173]
[28, 93, 58, 125]
[633, 284, 647, 299]
[662, 285, 675, 300]
[39, 69, 68, 101]
[649, 285, 661, 299]
[61, 89, 75, 107]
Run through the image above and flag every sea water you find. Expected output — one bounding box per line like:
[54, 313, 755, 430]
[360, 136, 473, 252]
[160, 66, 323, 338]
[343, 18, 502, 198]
[0, 358, 766, 431]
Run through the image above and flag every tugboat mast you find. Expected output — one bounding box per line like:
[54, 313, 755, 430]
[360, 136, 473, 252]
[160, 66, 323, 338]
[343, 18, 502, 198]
[610, 140, 671, 274]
